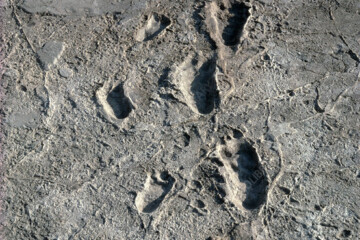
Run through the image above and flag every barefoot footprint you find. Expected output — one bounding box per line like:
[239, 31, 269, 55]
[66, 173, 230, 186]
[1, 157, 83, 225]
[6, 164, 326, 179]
[97, 81, 134, 120]
[217, 129, 268, 210]
[172, 55, 220, 114]
[135, 170, 175, 213]
[135, 13, 171, 42]
[204, 0, 251, 47]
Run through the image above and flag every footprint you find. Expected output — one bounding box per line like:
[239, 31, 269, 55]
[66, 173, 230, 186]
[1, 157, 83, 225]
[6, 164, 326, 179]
[106, 84, 133, 119]
[204, 1, 251, 48]
[219, 133, 268, 210]
[97, 82, 133, 120]
[135, 13, 171, 42]
[221, 139, 268, 209]
[191, 59, 220, 114]
[173, 55, 219, 114]
[221, 2, 250, 46]
[234, 142, 268, 209]
[135, 171, 175, 213]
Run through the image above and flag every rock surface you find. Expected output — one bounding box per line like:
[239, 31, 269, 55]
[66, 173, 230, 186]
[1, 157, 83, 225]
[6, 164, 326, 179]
[37, 41, 65, 70]
[1, 0, 360, 239]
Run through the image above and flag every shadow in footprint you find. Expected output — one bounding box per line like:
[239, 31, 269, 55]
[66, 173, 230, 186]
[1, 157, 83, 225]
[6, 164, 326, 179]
[191, 59, 219, 114]
[158, 67, 171, 87]
[106, 84, 133, 119]
[236, 142, 268, 209]
[137, 13, 171, 42]
[141, 171, 175, 213]
[146, 14, 171, 41]
[222, 2, 250, 46]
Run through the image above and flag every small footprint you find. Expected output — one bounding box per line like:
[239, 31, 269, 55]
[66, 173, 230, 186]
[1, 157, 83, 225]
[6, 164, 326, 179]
[106, 84, 133, 119]
[135, 13, 171, 42]
[97, 82, 133, 120]
[135, 171, 175, 213]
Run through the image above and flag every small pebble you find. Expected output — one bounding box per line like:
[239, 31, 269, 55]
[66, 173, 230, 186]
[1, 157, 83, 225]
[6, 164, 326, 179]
[59, 67, 73, 78]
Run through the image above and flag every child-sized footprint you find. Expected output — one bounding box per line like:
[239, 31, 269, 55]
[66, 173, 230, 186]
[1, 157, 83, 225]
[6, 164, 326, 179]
[135, 13, 171, 42]
[135, 170, 175, 213]
[97, 81, 134, 120]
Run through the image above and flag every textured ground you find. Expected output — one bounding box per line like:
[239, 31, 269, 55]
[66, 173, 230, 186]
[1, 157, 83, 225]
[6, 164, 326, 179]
[1, 0, 360, 239]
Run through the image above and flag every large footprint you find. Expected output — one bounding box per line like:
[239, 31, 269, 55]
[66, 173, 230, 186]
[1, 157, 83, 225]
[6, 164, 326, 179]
[135, 170, 175, 213]
[217, 129, 268, 210]
[221, 1, 251, 46]
[172, 55, 220, 114]
[204, 0, 251, 47]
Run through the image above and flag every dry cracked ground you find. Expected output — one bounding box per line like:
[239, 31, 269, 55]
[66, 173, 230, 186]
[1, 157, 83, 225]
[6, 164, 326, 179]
[1, 0, 360, 239]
